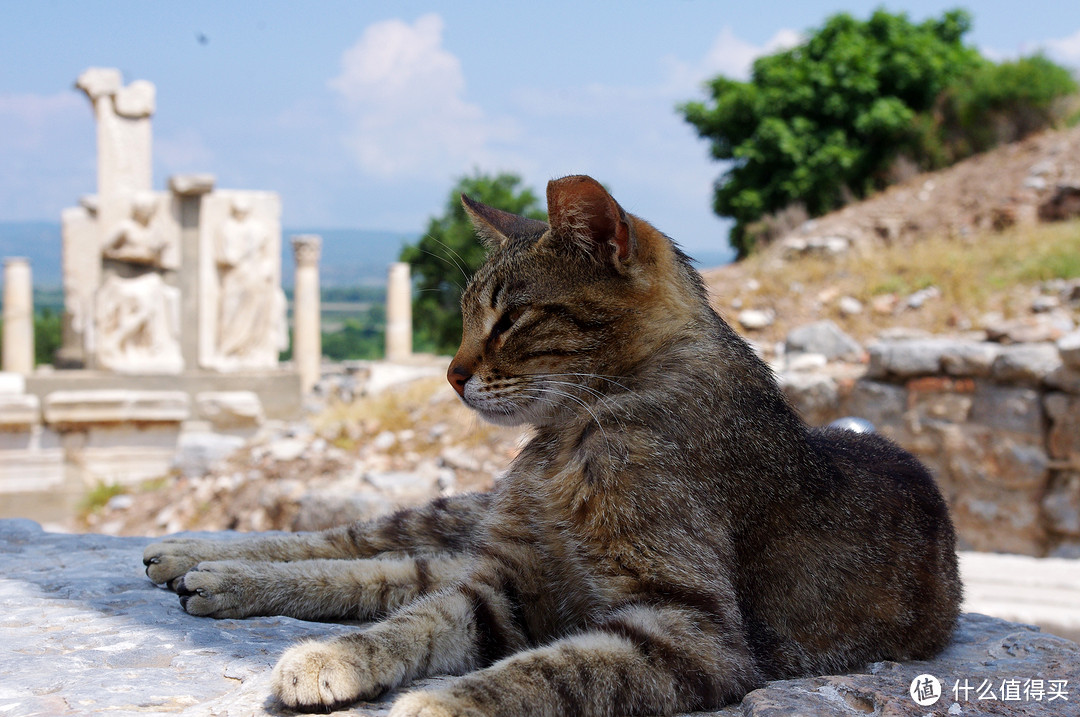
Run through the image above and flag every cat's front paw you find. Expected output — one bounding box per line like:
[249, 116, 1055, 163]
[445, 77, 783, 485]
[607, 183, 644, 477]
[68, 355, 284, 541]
[173, 560, 255, 618]
[389, 691, 487, 717]
[271, 638, 388, 711]
[143, 538, 213, 587]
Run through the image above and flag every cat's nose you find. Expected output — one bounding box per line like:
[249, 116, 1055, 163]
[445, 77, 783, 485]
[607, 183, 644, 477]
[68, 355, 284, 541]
[447, 364, 472, 397]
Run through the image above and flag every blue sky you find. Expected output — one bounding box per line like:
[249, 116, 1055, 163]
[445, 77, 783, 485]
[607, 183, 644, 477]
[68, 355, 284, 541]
[2, 1, 1079, 256]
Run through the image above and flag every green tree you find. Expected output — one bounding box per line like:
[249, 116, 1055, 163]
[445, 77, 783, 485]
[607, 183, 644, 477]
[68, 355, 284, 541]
[679, 9, 1077, 258]
[321, 304, 387, 361]
[34, 308, 61, 366]
[0, 308, 62, 366]
[400, 172, 545, 355]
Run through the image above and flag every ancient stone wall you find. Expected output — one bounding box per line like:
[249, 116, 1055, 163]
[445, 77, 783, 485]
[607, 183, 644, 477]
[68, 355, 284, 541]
[780, 327, 1080, 557]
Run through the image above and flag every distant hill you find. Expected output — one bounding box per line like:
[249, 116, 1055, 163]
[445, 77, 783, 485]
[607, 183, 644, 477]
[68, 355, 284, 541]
[0, 222, 417, 289]
[0, 222, 733, 291]
[0, 222, 63, 287]
[280, 228, 417, 287]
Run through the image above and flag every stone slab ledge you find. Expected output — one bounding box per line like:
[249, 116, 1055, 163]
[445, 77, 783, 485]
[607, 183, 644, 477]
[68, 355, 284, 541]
[1, 520, 1078, 715]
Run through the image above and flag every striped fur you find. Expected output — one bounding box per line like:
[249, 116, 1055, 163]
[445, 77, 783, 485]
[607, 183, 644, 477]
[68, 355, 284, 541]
[144, 175, 961, 715]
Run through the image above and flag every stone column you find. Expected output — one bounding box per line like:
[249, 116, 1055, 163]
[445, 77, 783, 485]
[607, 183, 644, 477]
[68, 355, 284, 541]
[291, 235, 321, 393]
[386, 262, 412, 362]
[2, 258, 34, 375]
[169, 174, 216, 371]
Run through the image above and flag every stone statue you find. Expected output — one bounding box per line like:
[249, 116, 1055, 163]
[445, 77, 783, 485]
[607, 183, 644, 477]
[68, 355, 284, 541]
[103, 192, 168, 267]
[94, 273, 182, 374]
[213, 196, 287, 368]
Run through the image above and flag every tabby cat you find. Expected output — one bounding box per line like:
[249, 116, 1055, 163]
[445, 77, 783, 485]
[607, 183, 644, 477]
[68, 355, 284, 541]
[144, 175, 962, 716]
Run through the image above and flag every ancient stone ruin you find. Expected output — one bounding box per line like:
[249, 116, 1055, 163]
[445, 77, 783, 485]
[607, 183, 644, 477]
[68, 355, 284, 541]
[0, 68, 316, 521]
[58, 67, 290, 374]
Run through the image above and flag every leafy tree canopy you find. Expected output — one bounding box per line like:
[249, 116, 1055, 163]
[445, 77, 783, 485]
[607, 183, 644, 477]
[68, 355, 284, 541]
[680, 9, 1077, 258]
[400, 172, 545, 355]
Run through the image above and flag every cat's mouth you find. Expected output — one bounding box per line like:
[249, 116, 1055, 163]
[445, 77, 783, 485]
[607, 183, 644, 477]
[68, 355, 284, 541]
[460, 380, 542, 427]
[472, 404, 527, 427]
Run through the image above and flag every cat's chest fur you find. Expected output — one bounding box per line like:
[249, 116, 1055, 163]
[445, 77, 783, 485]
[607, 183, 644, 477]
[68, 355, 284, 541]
[490, 409, 725, 595]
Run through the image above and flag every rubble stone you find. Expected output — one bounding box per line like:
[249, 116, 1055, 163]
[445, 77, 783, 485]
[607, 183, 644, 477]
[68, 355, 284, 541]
[1059, 330, 1080, 370]
[867, 339, 952, 378]
[992, 343, 1064, 385]
[785, 320, 863, 362]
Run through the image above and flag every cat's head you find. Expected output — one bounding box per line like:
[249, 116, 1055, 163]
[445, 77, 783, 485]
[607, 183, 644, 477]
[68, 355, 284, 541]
[448, 175, 706, 427]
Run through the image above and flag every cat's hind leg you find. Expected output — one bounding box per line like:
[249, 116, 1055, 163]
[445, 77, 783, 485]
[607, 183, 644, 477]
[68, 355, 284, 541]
[388, 603, 762, 717]
[173, 553, 472, 621]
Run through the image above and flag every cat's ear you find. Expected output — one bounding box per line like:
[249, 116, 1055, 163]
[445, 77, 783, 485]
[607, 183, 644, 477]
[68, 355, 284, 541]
[461, 194, 548, 249]
[545, 175, 634, 268]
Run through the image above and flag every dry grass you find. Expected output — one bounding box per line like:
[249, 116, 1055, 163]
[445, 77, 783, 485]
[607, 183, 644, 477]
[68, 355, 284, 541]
[311, 375, 526, 461]
[707, 218, 1080, 346]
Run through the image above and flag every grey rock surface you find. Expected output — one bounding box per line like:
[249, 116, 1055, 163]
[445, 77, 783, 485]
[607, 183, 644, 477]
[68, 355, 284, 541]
[867, 338, 953, 378]
[1, 519, 1078, 716]
[785, 320, 863, 362]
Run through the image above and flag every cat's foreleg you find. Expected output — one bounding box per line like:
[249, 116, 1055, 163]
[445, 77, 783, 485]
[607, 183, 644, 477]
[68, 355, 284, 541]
[143, 492, 490, 588]
[270, 561, 530, 710]
[387, 603, 762, 717]
[173, 553, 472, 620]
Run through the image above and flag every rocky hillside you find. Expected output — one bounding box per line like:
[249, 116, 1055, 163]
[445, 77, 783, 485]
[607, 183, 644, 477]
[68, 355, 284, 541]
[702, 124, 1080, 354]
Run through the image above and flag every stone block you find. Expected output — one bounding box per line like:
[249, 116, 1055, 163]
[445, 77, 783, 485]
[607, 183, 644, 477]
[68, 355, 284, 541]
[784, 320, 863, 362]
[26, 369, 302, 421]
[1059, 330, 1080, 371]
[780, 372, 839, 426]
[925, 422, 1049, 554]
[991, 343, 1063, 385]
[1045, 365, 1080, 394]
[1042, 472, 1080, 537]
[64, 423, 183, 485]
[0, 372, 26, 394]
[168, 173, 216, 196]
[195, 391, 264, 430]
[970, 382, 1045, 436]
[842, 380, 908, 433]
[43, 390, 190, 426]
[0, 426, 64, 493]
[906, 377, 974, 424]
[939, 342, 1001, 377]
[1045, 393, 1080, 461]
[737, 309, 774, 331]
[174, 431, 246, 478]
[0, 394, 40, 427]
[866, 339, 952, 378]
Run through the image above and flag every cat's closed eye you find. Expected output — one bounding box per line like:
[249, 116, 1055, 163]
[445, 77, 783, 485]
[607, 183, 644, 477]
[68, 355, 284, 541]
[491, 306, 525, 339]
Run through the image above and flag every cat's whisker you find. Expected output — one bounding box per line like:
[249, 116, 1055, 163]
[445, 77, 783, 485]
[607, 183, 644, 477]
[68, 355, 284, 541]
[423, 235, 472, 283]
[520, 386, 613, 461]
[521, 372, 633, 393]
[531, 379, 624, 425]
[417, 248, 465, 292]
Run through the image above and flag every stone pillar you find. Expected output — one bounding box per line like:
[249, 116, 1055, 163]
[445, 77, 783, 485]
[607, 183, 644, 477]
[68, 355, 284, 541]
[291, 235, 322, 393]
[386, 262, 412, 362]
[2, 258, 34, 375]
[169, 174, 216, 371]
[56, 200, 98, 368]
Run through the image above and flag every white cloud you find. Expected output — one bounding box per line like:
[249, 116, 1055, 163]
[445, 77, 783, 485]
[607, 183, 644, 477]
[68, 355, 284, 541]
[0, 92, 85, 150]
[329, 13, 517, 179]
[1044, 28, 1080, 68]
